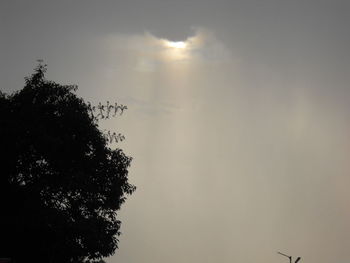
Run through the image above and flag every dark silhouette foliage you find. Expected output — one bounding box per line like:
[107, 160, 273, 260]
[0, 64, 135, 263]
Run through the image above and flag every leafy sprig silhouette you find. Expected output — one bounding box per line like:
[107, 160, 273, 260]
[87, 101, 128, 144]
[87, 101, 127, 120]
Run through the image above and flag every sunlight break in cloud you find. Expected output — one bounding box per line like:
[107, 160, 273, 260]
[102, 28, 231, 72]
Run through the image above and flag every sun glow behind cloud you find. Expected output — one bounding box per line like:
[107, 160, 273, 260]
[159, 35, 195, 61]
[102, 28, 231, 73]
[164, 41, 187, 49]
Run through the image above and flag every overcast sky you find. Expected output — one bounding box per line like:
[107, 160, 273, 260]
[1, 1, 350, 263]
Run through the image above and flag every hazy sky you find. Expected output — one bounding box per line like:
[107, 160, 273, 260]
[1, 1, 350, 263]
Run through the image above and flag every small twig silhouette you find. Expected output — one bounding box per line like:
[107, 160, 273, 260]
[277, 251, 301, 263]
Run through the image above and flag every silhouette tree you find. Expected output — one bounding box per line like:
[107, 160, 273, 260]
[0, 63, 136, 263]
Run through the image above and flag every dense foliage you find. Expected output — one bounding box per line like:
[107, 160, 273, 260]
[0, 64, 135, 262]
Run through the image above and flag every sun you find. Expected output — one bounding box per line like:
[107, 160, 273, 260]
[165, 41, 187, 49]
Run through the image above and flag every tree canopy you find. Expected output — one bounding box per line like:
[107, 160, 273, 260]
[0, 64, 135, 263]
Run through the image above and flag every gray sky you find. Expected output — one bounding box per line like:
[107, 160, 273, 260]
[1, 1, 350, 263]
